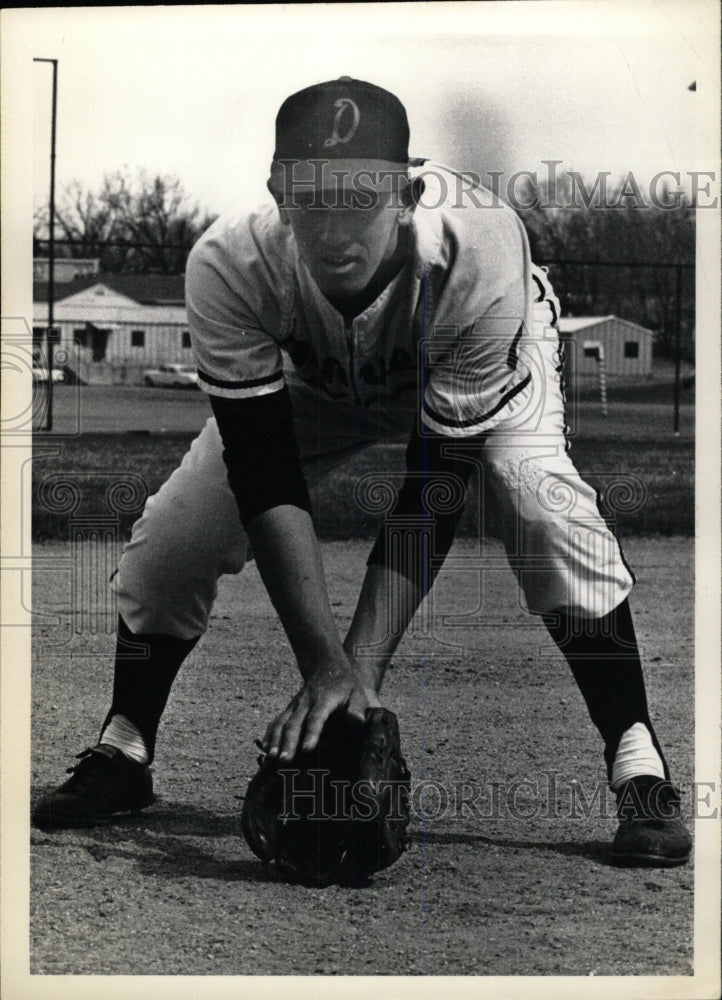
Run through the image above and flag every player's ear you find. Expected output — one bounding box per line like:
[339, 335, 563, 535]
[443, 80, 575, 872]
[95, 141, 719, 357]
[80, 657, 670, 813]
[267, 180, 292, 225]
[397, 176, 422, 227]
[397, 202, 414, 227]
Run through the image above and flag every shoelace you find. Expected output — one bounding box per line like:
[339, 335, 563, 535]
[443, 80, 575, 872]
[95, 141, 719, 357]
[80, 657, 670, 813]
[617, 779, 682, 820]
[65, 747, 93, 774]
[65, 746, 114, 775]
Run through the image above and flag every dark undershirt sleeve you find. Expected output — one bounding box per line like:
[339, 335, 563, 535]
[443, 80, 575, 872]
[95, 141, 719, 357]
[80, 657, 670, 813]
[366, 423, 483, 594]
[210, 388, 312, 528]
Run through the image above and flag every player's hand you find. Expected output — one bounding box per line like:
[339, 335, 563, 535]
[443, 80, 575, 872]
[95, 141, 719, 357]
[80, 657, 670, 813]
[261, 660, 381, 762]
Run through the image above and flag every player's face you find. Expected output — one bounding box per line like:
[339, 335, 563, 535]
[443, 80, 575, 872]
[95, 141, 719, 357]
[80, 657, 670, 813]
[282, 189, 410, 297]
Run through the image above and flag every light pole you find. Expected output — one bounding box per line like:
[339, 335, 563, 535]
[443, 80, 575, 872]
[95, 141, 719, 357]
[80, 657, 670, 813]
[673, 263, 682, 435]
[34, 58, 58, 432]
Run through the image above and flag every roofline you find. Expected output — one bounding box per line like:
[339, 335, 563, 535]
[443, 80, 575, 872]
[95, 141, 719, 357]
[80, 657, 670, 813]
[558, 315, 655, 336]
[33, 276, 186, 306]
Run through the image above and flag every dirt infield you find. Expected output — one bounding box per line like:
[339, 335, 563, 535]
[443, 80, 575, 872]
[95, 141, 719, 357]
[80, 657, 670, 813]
[30, 537, 695, 977]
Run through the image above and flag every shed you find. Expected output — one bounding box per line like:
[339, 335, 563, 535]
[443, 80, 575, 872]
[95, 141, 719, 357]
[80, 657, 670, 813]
[557, 316, 655, 380]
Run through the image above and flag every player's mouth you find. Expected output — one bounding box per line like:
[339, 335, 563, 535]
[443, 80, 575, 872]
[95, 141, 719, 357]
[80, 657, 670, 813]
[319, 253, 361, 275]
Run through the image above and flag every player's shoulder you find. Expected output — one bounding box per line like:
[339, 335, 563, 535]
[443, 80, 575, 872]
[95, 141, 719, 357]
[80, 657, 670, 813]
[185, 199, 295, 335]
[411, 160, 526, 267]
[189, 199, 293, 275]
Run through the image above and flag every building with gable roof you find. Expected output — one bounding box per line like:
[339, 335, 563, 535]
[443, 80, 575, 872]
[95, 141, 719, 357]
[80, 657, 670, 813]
[33, 270, 191, 384]
[557, 315, 655, 384]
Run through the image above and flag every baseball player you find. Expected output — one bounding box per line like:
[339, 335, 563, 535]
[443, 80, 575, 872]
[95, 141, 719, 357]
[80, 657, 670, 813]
[33, 78, 691, 867]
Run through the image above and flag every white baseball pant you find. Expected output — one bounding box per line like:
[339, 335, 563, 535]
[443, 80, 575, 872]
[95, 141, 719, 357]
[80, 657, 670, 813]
[111, 345, 633, 639]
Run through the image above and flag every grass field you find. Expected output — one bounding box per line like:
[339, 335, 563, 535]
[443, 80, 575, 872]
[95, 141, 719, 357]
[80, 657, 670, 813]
[30, 376, 694, 540]
[32, 428, 694, 541]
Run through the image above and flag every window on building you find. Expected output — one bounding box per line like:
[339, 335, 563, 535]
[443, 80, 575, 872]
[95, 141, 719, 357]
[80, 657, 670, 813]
[182, 330, 192, 349]
[624, 341, 639, 359]
[583, 346, 600, 360]
[131, 330, 145, 348]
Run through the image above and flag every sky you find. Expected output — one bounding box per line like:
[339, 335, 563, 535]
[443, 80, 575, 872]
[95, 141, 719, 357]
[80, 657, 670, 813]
[13, 1, 718, 220]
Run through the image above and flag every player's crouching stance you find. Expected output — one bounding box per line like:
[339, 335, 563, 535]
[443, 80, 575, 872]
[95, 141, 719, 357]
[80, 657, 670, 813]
[32, 78, 691, 871]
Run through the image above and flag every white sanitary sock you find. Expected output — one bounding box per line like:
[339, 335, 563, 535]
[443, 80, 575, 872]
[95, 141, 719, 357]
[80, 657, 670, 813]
[101, 714, 150, 765]
[611, 722, 665, 790]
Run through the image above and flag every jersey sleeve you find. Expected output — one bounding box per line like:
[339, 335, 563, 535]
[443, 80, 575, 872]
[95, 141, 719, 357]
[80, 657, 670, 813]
[185, 216, 310, 526]
[185, 231, 285, 399]
[421, 275, 533, 437]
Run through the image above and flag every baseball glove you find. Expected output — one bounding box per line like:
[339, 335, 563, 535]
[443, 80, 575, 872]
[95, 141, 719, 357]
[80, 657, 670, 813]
[241, 707, 411, 887]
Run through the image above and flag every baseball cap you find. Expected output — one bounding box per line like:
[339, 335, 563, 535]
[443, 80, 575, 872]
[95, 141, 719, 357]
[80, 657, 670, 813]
[268, 77, 410, 194]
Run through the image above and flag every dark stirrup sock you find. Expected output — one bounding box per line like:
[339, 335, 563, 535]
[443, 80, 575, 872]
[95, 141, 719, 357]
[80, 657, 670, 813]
[541, 599, 669, 782]
[100, 615, 201, 764]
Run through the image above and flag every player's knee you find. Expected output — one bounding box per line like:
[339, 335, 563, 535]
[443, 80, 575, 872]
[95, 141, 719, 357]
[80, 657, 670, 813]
[217, 544, 247, 576]
[481, 451, 526, 513]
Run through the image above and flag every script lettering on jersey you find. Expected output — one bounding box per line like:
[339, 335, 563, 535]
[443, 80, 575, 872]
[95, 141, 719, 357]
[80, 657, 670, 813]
[285, 336, 416, 406]
[323, 98, 361, 148]
[355, 348, 417, 406]
[282, 331, 318, 376]
[320, 356, 351, 398]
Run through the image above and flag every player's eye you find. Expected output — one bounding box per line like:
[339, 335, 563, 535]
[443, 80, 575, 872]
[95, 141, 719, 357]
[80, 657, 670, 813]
[288, 195, 327, 212]
[346, 191, 375, 210]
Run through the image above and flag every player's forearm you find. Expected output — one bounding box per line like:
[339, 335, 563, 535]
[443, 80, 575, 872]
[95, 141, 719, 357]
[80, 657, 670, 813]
[345, 426, 475, 686]
[246, 505, 347, 678]
[343, 563, 425, 690]
[208, 392, 346, 674]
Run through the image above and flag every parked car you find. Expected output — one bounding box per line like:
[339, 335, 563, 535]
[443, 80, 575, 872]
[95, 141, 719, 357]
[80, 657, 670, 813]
[143, 363, 199, 388]
[32, 365, 66, 383]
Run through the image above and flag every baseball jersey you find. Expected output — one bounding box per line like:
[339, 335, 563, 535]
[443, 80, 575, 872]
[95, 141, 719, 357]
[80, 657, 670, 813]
[186, 162, 547, 438]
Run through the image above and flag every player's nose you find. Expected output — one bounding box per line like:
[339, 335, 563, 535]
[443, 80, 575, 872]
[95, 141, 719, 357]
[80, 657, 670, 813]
[316, 210, 352, 245]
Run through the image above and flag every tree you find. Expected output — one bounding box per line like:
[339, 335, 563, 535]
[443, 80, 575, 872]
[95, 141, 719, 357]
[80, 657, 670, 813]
[34, 179, 117, 256]
[33, 170, 217, 274]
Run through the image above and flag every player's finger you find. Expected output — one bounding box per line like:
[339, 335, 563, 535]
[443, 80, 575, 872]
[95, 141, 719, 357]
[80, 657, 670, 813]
[263, 704, 295, 756]
[278, 710, 307, 761]
[300, 702, 335, 753]
[261, 717, 282, 754]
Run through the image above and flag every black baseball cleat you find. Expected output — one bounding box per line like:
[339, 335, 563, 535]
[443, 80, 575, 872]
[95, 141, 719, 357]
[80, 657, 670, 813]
[31, 744, 155, 831]
[611, 775, 692, 867]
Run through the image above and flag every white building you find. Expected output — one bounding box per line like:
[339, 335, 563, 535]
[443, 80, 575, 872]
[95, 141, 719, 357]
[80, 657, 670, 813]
[33, 257, 101, 283]
[557, 315, 655, 381]
[33, 273, 191, 385]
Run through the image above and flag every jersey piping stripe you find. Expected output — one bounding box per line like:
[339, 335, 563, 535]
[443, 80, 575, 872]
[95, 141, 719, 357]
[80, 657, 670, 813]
[505, 322, 524, 370]
[532, 271, 559, 326]
[197, 379, 285, 399]
[197, 369, 283, 390]
[422, 371, 532, 431]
